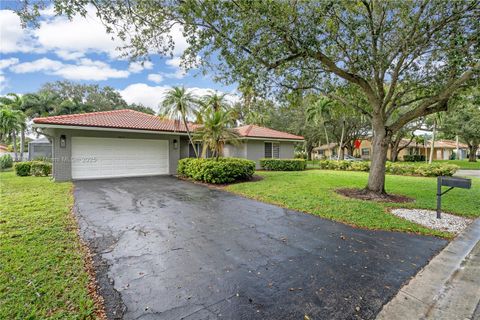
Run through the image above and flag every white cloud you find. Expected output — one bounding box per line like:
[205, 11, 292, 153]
[0, 58, 20, 93]
[1, 6, 190, 60]
[119, 83, 239, 112]
[33, 6, 124, 59]
[0, 10, 37, 54]
[119, 83, 169, 111]
[11, 58, 64, 73]
[147, 73, 164, 84]
[129, 61, 153, 73]
[0, 58, 19, 70]
[11, 58, 129, 81]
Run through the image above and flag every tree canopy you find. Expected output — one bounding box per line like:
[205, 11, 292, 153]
[18, 0, 480, 194]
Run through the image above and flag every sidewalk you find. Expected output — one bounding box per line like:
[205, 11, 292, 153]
[377, 219, 480, 320]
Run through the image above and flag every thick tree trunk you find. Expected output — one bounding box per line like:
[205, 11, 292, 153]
[366, 125, 389, 194]
[468, 145, 478, 162]
[20, 129, 25, 161]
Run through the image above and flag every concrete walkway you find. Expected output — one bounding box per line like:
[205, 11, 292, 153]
[377, 219, 480, 320]
[455, 169, 480, 179]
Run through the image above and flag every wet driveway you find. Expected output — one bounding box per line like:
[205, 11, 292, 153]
[74, 176, 447, 320]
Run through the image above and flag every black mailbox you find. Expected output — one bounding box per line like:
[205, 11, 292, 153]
[439, 176, 472, 189]
[437, 176, 472, 219]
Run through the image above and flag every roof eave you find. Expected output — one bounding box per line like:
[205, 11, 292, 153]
[32, 123, 190, 136]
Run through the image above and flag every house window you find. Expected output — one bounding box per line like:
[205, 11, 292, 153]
[361, 148, 370, 156]
[264, 142, 280, 158]
[189, 143, 202, 158]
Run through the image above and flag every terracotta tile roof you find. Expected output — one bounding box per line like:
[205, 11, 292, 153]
[235, 124, 304, 140]
[33, 109, 195, 133]
[33, 109, 304, 140]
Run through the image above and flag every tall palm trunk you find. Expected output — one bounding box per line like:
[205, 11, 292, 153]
[12, 130, 18, 161]
[20, 129, 25, 161]
[323, 121, 330, 146]
[429, 119, 436, 164]
[338, 119, 345, 161]
[183, 116, 198, 158]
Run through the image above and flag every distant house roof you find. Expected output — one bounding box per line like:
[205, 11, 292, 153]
[0, 144, 8, 152]
[234, 124, 304, 141]
[33, 109, 304, 141]
[312, 143, 338, 151]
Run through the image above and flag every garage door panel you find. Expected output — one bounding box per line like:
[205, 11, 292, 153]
[72, 137, 169, 179]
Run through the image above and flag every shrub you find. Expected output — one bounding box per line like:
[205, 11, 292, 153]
[260, 159, 306, 171]
[349, 161, 370, 172]
[403, 154, 426, 162]
[313, 160, 457, 177]
[30, 161, 52, 177]
[414, 164, 458, 177]
[0, 154, 13, 170]
[14, 162, 32, 176]
[385, 162, 416, 175]
[177, 157, 256, 184]
[294, 151, 307, 159]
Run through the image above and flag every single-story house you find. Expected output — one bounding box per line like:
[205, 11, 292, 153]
[312, 138, 469, 161]
[32, 109, 304, 181]
[28, 137, 53, 160]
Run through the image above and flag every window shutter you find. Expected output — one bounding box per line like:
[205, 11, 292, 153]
[264, 142, 272, 158]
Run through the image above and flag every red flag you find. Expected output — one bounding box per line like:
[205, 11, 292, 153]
[354, 139, 361, 149]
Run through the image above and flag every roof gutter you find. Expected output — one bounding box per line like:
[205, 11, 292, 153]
[32, 123, 190, 136]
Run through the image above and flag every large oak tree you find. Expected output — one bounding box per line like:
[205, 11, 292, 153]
[19, 0, 479, 194]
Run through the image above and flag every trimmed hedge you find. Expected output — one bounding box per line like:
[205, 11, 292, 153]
[260, 159, 306, 171]
[177, 157, 256, 184]
[403, 154, 426, 162]
[30, 161, 52, 176]
[312, 160, 458, 177]
[14, 161, 52, 177]
[0, 154, 13, 170]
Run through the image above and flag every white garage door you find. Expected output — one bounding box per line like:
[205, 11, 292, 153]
[72, 137, 169, 179]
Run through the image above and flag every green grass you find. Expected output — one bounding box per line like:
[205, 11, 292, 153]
[0, 171, 97, 319]
[307, 159, 480, 170]
[227, 170, 480, 238]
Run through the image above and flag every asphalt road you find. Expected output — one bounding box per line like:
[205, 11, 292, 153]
[74, 176, 447, 320]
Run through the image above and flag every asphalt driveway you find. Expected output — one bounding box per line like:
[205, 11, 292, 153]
[74, 176, 447, 320]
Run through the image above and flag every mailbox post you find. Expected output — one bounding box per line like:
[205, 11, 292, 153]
[436, 176, 471, 219]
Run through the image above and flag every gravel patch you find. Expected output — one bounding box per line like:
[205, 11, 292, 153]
[391, 208, 473, 234]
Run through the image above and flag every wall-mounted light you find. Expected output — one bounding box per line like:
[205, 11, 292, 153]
[60, 135, 67, 148]
[173, 139, 178, 150]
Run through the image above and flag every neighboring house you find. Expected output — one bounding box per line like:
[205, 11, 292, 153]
[28, 137, 53, 160]
[32, 109, 304, 181]
[0, 144, 8, 155]
[312, 138, 468, 161]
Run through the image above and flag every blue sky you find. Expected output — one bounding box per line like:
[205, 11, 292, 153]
[0, 3, 236, 112]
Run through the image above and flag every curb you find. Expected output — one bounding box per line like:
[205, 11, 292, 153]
[376, 218, 480, 320]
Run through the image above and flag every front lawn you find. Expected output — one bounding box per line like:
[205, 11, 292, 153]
[227, 170, 480, 238]
[0, 171, 98, 319]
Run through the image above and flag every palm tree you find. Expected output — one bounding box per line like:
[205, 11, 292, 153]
[0, 107, 25, 161]
[22, 92, 59, 118]
[201, 91, 229, 112]
[306, 97, 332, 150]
[160, 87, 199, 157]
[428, 113, 444, 164]
[195, 109, 239, 160]
[0, 94, 27, 161]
